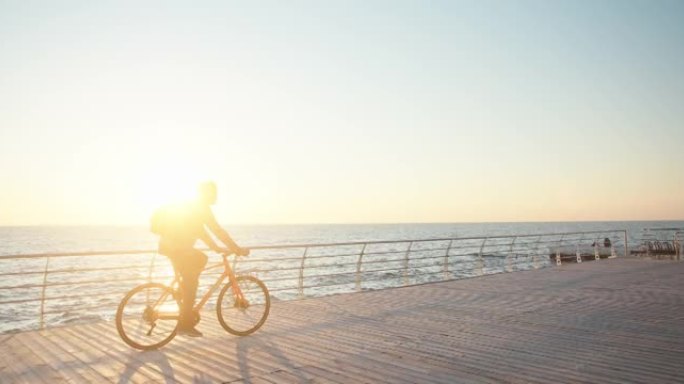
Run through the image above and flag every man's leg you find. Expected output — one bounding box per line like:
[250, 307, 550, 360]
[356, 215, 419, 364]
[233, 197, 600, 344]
[173, 249, 208, 331]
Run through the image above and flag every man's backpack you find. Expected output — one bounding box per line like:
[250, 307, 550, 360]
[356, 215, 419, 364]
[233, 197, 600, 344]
[150, 204, 195, 237]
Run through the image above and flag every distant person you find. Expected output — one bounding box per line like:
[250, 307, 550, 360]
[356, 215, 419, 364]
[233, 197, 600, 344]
[152, 181, 248, 337]
[603, 237, 611, 248]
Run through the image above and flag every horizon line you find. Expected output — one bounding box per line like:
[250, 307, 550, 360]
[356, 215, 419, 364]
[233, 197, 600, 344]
[2, 218, 684, 228]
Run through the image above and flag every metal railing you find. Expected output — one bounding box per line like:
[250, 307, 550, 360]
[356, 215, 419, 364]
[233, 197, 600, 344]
[0, 229, 629, 333]
[636, 227, 684, 260]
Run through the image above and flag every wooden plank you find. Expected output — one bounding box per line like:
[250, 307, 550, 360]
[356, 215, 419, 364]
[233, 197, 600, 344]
[76, 322, 216, 384]
[2, 334, 56, 384]
[56, 323, 162, 383]
[19, 330, 98, 383]
[0, 335, 22, 383]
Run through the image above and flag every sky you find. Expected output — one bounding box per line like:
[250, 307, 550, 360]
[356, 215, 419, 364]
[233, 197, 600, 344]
[1, 0, 683, 225]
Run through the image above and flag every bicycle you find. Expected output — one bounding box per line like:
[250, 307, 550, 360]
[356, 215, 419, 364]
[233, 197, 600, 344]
[116, 251, 270, 350]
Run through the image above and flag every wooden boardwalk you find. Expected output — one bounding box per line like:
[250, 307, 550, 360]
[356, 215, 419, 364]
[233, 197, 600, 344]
[1, 258, 683, 383]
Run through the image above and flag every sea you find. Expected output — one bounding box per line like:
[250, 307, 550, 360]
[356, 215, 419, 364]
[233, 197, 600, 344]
[1, 221, 682, 333]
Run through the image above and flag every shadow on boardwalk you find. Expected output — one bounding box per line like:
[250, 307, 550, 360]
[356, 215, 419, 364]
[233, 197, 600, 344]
[118, 351, 175, 383]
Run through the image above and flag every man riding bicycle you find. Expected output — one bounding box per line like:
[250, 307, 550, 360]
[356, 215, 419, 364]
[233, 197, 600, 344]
[155, 181, 248, 337]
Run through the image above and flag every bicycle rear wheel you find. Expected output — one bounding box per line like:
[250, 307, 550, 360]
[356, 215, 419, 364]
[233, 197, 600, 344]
[217, 275, 270, 336]
[116, 282, 180, 350]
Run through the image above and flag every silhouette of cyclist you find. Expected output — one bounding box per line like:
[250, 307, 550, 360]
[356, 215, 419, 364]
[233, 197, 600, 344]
[156, 181, 248, 337]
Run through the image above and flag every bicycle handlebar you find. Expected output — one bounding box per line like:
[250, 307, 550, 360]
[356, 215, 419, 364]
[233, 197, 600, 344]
[219, 248, 250, 258]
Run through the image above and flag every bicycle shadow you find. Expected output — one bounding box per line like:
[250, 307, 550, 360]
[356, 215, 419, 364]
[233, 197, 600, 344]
[236, 333, 308, 383]
[117, 350, 176, 384]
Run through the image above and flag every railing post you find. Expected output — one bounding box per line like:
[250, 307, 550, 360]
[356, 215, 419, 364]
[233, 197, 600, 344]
[39, 256, 50, 330]
[403, 242, 413, 285]
[298, 247, 308, 298]
[575, 244, 580, 264]
[673, 233, 677, 261]
[555, 234, 566, 266]
[507, 237, 517, 272]
[594, 242, 600, 261]
[624, 230, 629, 259]
[532, 235, 542, 269]
[443, 240, 453, 280]
[355, 244, 367, 291]
[148, 251, 158, 284]
[478, 238, 488, 275]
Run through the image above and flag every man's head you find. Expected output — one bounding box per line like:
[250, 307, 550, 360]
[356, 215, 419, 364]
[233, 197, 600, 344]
[197, 181, 217, 206]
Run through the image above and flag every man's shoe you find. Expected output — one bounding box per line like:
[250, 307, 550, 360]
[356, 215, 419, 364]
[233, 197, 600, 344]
[177, 327, 203, 337]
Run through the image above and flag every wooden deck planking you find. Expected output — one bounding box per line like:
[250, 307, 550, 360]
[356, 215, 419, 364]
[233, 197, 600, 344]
[1, 257, 683, 383]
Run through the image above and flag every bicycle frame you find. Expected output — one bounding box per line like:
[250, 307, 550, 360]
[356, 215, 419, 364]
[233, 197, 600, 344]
[194, 254, 246, 312]
[152, 254, 246, 319]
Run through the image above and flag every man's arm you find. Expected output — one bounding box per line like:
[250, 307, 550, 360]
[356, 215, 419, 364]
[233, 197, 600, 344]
[204, 209, 240, 251]
[198, 227, 222, 253]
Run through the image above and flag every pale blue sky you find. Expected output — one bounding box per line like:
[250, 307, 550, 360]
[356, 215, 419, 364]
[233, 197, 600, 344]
[1, 1, 683, 225]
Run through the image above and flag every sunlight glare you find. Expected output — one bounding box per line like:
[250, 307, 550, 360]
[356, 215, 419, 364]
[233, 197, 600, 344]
[136, 155, 205, 212]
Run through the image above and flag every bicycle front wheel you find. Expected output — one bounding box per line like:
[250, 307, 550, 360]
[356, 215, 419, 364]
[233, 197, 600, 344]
[217, 275, 270, 336]
[116, 282, 180, 350]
